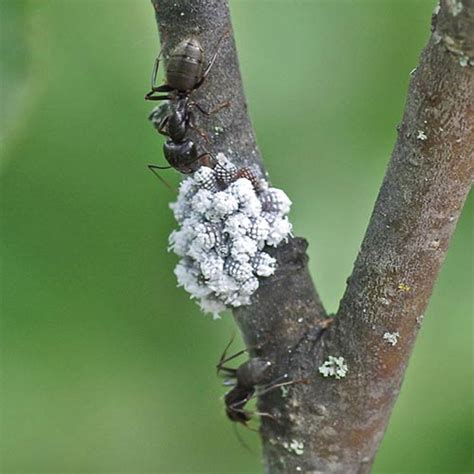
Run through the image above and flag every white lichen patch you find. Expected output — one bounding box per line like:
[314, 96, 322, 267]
[280, 385, 290, 398]
[283, 439, 304, 456]
[319, 356, 348, 380]
[169, 154, 292, 318]
[446, 0, 463, 16]
[459, 55, 470, 67]
[417, 130, 428, 141]
[383, 331, 400, 346]
[416, 314, 425, 326]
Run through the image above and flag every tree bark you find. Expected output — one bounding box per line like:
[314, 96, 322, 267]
[149, 0, 473, 472]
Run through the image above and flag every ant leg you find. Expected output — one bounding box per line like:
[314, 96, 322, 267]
[217, 350, 247, 376]
[176, 153, 213, 175]
[190, 100, 230, 117]
[194, 29, 230, 89]
[144, 92, 173, 101]
[217, 334, 236, 369]
[222, 378, 238, 387]
[205, 154, 228, 173]
[216, 333, 248, 375]
[197, 153, 214, 169]
[218, 366, 238, 377]
[149, 50, 174, 92]
[151, 84, 174, 93]
[145, 52, 175, 98]
[258, 377, 308, 398]
[181, 152, 215, 174]
[147, 164, 175, 192]
[259, 379, 294, 397]
[232, 424, 255, 452]
[253, 411, 276, 420]
[156, 116, 169, 136]
[148, 163, 171, 170]
[240, 422, 259, 433]
[230, 404, 276, 422]
[217, 333, 273, 374]
[150, 52, 164, 90]
[188, 111, 210, 143]
[218, 349, 247, 366]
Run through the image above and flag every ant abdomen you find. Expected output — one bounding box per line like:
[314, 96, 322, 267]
[166, 38, 205, 92]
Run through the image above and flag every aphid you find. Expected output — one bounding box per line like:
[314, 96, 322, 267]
[145, 33, 229, 175]
[194, 222, 222, 251]
[249, 253, 276, 277]
[234, 167, 261, 192]
[193, 165, 220, 191]
[259, 188, 292, 214]
[239, 276, 259, 296]
[214, 162, 238, 184]
[224, 259, 253, 282]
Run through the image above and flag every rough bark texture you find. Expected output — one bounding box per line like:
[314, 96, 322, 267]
[150, 1, 473, 472]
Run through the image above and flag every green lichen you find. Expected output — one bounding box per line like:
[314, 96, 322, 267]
[319, 356, 348, 379]
[416, 130, 427, 141]
[283, 439, 304, 456]
[398, 282, 411, 292]
[459, 55, 470, 67]
[446, 0, 463, 16]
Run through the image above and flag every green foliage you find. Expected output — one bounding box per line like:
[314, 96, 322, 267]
[1, 1, 472, 472]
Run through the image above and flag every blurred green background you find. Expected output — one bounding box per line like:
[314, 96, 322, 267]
[1, 0, 472, 472]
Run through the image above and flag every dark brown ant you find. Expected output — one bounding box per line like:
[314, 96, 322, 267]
[216, 338, 297, 428]
[145, 33, 229, 176]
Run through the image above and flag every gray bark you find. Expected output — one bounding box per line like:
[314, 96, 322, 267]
[149, 0, 474, 472]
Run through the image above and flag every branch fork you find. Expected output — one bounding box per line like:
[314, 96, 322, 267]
[149, 0, 473, 471]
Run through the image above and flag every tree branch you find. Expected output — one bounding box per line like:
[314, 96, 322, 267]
[150, 0, 328, 337]
[149, 0, 473, 472]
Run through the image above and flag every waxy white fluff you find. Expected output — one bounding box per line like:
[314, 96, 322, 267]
[168, 154, 292, 318]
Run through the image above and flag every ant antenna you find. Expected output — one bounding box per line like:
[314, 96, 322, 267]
[147, 164, 176, 192]
[232, 423, 255, 454]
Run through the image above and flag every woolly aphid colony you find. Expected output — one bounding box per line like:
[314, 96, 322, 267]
[168, 154, 293, 318]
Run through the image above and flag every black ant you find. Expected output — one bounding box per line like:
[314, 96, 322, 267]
[216, 338, 299, 428]
[145, 33, 229, 176]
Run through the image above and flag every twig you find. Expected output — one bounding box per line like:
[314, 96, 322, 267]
[149, 0, 473, 472]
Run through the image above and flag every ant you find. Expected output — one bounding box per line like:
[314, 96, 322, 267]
[145, 33, 230, 176]
[216, 337, 299, 428]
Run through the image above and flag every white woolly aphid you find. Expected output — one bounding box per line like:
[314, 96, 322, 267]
[168, 154, 292, 318]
